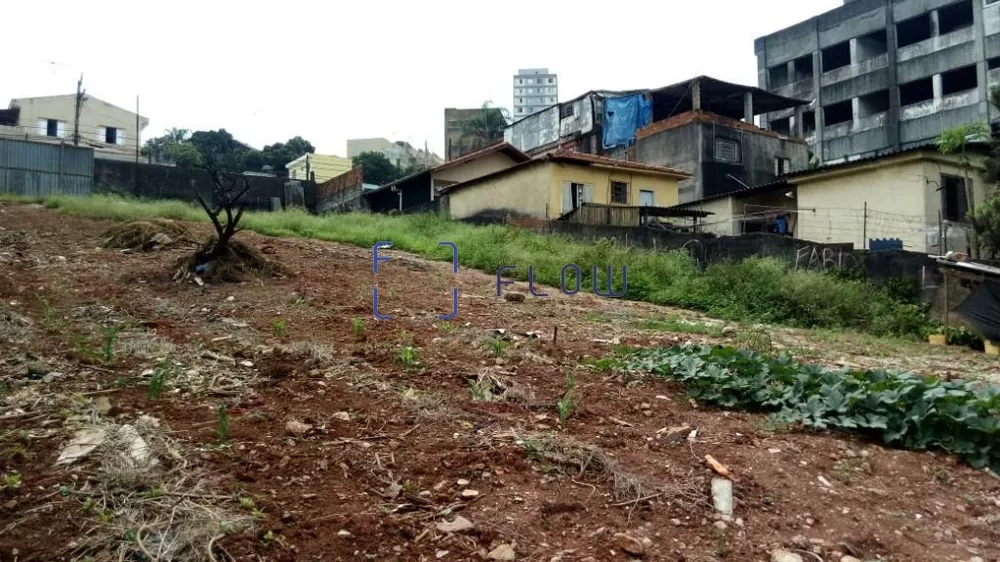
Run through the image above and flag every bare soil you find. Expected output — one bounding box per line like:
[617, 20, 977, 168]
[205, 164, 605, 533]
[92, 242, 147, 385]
[1, 202, 998, 562]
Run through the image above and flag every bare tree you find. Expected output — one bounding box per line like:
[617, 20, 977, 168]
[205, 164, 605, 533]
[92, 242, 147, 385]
[195, 158, 251, 257]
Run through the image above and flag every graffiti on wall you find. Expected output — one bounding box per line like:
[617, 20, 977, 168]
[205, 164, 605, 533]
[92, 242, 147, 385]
[794, 246, 862, 272]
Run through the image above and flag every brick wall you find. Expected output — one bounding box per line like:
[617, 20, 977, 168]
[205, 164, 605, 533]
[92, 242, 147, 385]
[316, 166, 366, 213]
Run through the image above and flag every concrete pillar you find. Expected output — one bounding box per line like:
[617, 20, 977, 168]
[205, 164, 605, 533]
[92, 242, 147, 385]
[852, 98, 861, 127]
[744, 92, 754, 124]
[692, 79, 702, 111]
[849, 38, 859, 65]
[930, 10, 940, 37]
[933, 73, 944, 100]
[795, 105, 805, 137]
[787, 60, 797, 83]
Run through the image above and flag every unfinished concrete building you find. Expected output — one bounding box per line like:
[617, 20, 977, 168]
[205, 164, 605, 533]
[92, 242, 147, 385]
[503, 76, 810, 203]
[756, 0, 1000, 165]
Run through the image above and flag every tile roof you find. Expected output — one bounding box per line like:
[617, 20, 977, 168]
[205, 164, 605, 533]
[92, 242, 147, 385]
[636, 110, 808, 142]
[369, 142, 530, 193]
[546, 150, 691, 178]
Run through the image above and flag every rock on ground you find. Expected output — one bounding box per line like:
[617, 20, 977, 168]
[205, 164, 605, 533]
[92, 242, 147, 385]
[771, 551, 804, 562]
[435, 516, 474, 534]
[613, 533, 646, 556]
[487, 543, 516, 560]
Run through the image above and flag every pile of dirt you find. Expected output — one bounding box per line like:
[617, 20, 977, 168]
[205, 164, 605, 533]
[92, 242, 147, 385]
[101, 219, 191, 251]
[174, 238, 287, 283]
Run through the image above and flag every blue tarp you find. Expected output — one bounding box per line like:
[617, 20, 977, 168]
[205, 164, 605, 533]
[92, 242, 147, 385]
[602, 94, 653, 149]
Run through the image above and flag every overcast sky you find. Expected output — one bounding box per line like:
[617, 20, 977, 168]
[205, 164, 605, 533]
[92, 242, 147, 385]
[1, 0, 841, 158]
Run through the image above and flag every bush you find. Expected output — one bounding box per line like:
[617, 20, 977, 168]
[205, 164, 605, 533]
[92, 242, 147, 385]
[38, 195, 932, 338]
[622, 344, 1000, 471]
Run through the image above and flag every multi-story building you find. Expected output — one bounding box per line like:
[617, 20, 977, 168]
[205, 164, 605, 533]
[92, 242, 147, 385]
[0, 94, 148, 162]
[346, 138, 442, 169]
[755, 0, 1000, 165]
[513, 68, 558, 119]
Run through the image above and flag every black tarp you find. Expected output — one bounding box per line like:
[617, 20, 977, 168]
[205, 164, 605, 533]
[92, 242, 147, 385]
[956, 279, 1000, 342]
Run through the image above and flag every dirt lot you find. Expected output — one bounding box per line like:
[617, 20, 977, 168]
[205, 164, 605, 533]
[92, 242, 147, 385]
[1, 202, 999, 562]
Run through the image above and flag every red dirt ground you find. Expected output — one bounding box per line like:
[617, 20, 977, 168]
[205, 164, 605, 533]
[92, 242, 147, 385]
[1, 202, 999, 562]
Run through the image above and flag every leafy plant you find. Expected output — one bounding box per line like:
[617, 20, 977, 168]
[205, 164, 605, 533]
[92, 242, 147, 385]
[395, 346, 419, 367]
[556, 373, 578, 423]
[272, 318, 288, 338]
[437, 322, 456, 334]
[217, 403, 230, 444]
[491, 338, 506, 357]
[351, 317, 365, 336]
[1, 472, 22, 491]
[147, 364, 169, 400]
[36, 294, 62, 333]
[100, 323, 125, 362]
[620, 344, 1000, 472]
[469, 380, 486, 401]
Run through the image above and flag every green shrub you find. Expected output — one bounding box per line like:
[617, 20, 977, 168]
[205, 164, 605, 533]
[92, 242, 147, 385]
[36, 195, 932, 338]
[622, 344, 1000, 471]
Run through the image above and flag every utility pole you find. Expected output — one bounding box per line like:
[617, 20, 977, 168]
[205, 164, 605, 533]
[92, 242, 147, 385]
[73, 74, 84, 146]
[135, 95, 140, 164]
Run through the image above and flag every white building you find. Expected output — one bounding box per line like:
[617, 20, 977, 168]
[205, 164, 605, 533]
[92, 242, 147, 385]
[513, 68, 558, 119]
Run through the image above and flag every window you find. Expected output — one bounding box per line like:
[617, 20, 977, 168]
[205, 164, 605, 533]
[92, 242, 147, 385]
[560, 104, 575, 118]
[938, 0, 973, 35]
[768, 64, 789, 88]
[941, 64, 978, 95]
[801, 110, 816, 134]
[823, 100, 853, 126]
[770, 117, 791, 136]
[517, 79, 522, 84]
[46, 119, 59, 137]
[715, 138, 741, 163]
[899, 77, 934, 106]
[518, 98, 523, 103]
[639, 190, 654, 207]
[856, 29, 888, 62]
[611, 181, 629, 204]
[821, 41, 851, 72]
[102, 126, 119, 144]
[897, 13, 932, 48]
[942, 174, 970, 221]
[516, 108, 523, 113]
[774, 157, 791, 175]
[548, 78, 553, 83]
[858, 90, 890, 117]
[792, 54, 814, 82]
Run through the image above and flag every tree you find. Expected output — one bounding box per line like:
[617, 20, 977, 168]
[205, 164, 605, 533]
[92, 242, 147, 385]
[352, 151, 403, 186]
[261, 136, 316, 171]
[937, 121, 989, 258]
[461, 101, 510, 150]
[142, 128, 203, 167]
[964, 85, 1000, 257]
[189, 129, 258, 172]
[195, 155, 251, 258]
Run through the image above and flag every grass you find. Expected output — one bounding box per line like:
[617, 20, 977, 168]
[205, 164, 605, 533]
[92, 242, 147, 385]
[641, 316, 725, 337]
[29, 194, 932, 338]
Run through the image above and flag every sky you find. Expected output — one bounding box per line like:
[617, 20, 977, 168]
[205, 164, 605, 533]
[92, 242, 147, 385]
[1, 0, 842, 159]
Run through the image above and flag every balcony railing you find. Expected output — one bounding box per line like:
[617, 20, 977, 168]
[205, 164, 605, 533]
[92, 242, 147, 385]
[897, 26, 974, 63]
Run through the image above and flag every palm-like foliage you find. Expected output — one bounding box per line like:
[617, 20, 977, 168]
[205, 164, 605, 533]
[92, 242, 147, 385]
[460, 102, 511, 150]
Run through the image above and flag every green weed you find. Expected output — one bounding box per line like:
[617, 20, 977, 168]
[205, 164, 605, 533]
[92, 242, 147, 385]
[147, 364, 169, 400]
[395, 346, 419, 367]
[491, 338, 506, 357]
[437, 322, 456, 334]
[217, 403, 230, 444]
[1, 472, 22, 491]
[100, 323, 125, 362]
[272, 318, 288, 338]
[351, 317, 365, 336]
[556, 373, 578, 423]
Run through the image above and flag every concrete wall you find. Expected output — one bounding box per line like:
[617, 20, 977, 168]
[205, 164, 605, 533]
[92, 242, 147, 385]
[677, 196, 736, 236]
[505, 95, 597, 154]
[93, 159, 312, 212]
[446, 163, 552, 220]
[636, 124, 700, 201]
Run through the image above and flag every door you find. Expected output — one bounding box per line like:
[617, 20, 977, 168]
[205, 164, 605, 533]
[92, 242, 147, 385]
[639, 190, 654, 207]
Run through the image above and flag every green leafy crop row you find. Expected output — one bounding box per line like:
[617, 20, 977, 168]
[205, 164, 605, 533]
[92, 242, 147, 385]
[621, 345, 1000, 471]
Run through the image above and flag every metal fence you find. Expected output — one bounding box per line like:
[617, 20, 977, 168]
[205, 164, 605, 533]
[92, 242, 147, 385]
[0, 138, 94, 196]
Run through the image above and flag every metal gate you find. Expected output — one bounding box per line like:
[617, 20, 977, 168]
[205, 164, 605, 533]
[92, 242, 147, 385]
[0, 138, 94, 196]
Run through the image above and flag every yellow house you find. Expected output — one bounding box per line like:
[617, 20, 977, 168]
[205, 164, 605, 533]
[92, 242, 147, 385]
[285, 153, 353, 183]
[675, 144, 994, 253]
[441, 151, 690, 221]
